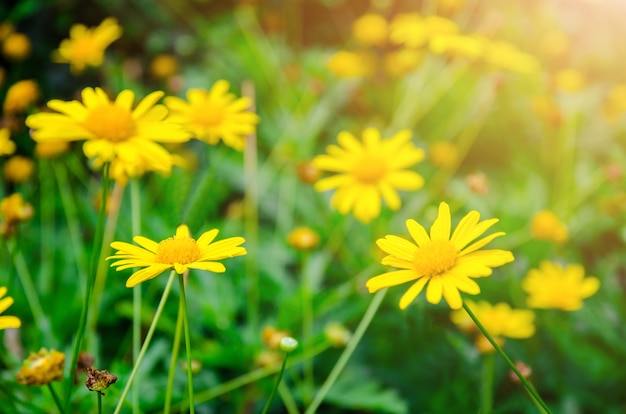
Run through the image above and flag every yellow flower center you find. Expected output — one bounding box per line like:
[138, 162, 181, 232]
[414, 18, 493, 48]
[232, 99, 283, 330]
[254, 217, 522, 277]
[84, 104, 136, 141]
[413, 240, 458, 276]
[191, 104, 225, 127]
[72, 36, 96, 62]
[155, 235, 201, 265]
[353, 156, 387, 184]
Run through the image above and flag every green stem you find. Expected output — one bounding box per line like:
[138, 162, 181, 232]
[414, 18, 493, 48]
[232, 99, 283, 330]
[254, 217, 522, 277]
[48, 383, 64, 414]
[130, 179, 142, 414]
[164, 294, 184, 414]
[261, 352, 290, 414]
[175, 341, 331, 411]
[178, 274, 195, 414]
[98, 392, 102, 414]
[6, 239, 54, 345]
[278, 382, 300, 414]
[63, 163, 110, 412]
[463, 303, 551, 414]
[301, 252, 314, 403]
[481, 352, 495, 414]
[304, 289, 387, 414]
[113, 271, 177, 414]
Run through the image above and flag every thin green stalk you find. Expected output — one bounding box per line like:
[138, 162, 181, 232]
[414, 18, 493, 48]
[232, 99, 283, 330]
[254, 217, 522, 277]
[98, 392, 102, 414]
[463, 303, 551, 414]
[130, 179, 142, 414]
[175, 341, 331, 411]
[6, 239, 54, 345]
[481, 352, 495, 414]
[178, 274, 195, 414]
[305, 289, 387, 414]
[278, 381, 300, 414]
[48, 383, 63, 414]
[113, 271, 177, 414]
[301, 252, 314, 403]
[164, 295, 184, 414]
[261, 353, 290, 414]
[63, 162, 110, 412]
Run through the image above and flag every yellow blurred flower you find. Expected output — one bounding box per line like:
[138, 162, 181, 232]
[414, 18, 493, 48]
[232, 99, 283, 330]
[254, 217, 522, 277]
[352, 13, 388, 47]
[430, 34, 485, 61]
[312, 128, 425, 223]
[1, 193, 33, 225]
[108, 224, 247, 287]
[34, 141, 70, 159]
[429, 140, 459, 168]
[531, 94, 562, 127]
[0, 286, 21, 330]
[324, 323, 352, 347]
[367, 202, 514, 309]
[4, 155, 35, 183]
[522, 261, 600, 311]
[483, 40, 540, 74]
[53, 17, 122, 73]
[287, 226, 320, 251]
[390, 14, 458, 49]
[0, 22, 13, 41]
[2, 32, 31, 60]
[0, 128, 16, 156]
[150, 53, 179, 80]
[541, 30, 570, 60]
[451, 300, 535, 353]
[530, 210, 568, 243]
[602, 83, 626, 122]
[164, 80, 259, 151]
[26, 87, 190, 174]
[383, 48, 424, 77]
[326, 50, 376, 78]
[16, 348, 65, 386]
[554, 69, 586, 92]
[262, 326, 290, 349]
[436, 0, 466, 15]
[3, 80, 40, 114]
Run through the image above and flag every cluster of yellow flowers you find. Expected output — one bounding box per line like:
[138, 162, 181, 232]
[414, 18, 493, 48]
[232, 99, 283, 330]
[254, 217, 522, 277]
[327, 11, 539, 79]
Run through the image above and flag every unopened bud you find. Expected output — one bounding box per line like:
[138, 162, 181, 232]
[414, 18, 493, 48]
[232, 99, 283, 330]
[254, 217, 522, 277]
[279, 337, 298, 353]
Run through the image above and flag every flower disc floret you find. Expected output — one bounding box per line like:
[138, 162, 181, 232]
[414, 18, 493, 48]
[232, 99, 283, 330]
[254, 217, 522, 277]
[108, 224, 247, 287]
[366, 202, 514, 309]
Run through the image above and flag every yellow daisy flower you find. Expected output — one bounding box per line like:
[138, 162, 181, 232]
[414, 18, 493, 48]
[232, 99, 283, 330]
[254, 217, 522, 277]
[25, 87, 191, 174]
[366, 202, 514, 309]
[2, 32, 31, 61]
[53, 17, 122, 73]
[0, 286, 21, 330]
[164, 80, 259, 151]
[16, 348, 65, 385]
[108, 224, 247, 288]
[326, 50, 377, 78]
[522, 261, 600, 311]
[451, 300, 535, 353]
[530, 210, 568, 243]
[312, 128, 424, 223]
[3, 79, 40, 114]
[352, 13, 388, 47]
[0, 128, 16, 156]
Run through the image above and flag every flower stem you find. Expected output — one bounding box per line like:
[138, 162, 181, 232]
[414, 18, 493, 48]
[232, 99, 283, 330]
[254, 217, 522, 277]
[481, 352, 495, 414]
[98, 392, 102, 414]
[178, 274, 195, 414]
[113, 271, 177, 414]
[301, 252, 314, 403]
[261, 352, 290, 414]
[64, 162, 110, 412]
[304, 289, 387, 414]
[462, 303, 551, 414]
[48, 383, 63, 414]
[130, 179, 142, 414]
[164, 294, 184, 414]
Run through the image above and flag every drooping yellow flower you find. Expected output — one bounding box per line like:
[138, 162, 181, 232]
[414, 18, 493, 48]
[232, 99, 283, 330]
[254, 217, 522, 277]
[2, 32, 31, 60]
[53, 17, 122, 73]
[108, 224, 247, 287]
[530, 210, 568, 243]
[312, 128, 425, 223]
[3, 155, 35, 184]
[366, 202, 514, 309]
[326, 50, 376, 78]
[150, 53, 179, 80]
[450, 300, 535, 353]
[26, 87, 190, 175]
[522, 261, 600, 311]
[352, 13, 388, 47]
[164, 80, 259, 151]
[16, 348, 65, 386]
[0, 286, 21, 330]
[3, 80, 40, 114]
[0, 128, 16, 156]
